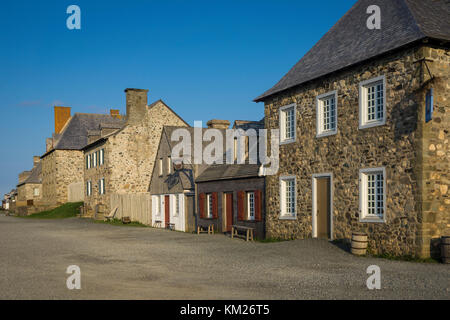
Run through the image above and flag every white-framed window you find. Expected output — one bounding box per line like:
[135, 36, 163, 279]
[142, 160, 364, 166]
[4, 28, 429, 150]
[359, 167, 386, 223]
[159, 158, 163, 176]
[174, 194, 180, 217]
[86, 154, 91, 169]
[155, 196, 161, 217]
[359, 76, 386, 129]
[99, 178, 105, 195]
[316, 91, 338, 137]
[167, 157, 172, 175]
[86, 181, 92, 196]
[280, 176, 296, 219]
[33, 188, 40, 196]
[206, 194, 213, 218]
[99, 149, 104, 166]
[92, 152, 97, 167]
[247, 191, 255, 220]
[279, 103, 296, 144]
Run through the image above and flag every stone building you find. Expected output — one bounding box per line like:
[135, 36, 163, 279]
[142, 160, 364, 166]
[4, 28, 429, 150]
[82, 89, 189, 219]
[16, 156, 43, 215]
[254, 0, 449, 257]
[41, 106, 125, 207]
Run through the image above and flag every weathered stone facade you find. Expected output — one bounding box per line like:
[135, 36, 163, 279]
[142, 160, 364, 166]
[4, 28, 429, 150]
[41, 150, 84, 206]
[263, 44, 449, 257]
[83, 90, 189, 220]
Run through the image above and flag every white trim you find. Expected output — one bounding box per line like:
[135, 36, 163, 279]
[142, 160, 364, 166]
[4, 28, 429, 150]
[312, 173, 334, 240]
[316, 90, 338, 138]
[359, 75, 386, 129]
[206, 193, 213, 219]
[279, 103, 297, 145]
[247, 191, 255, 221]
[279, 175, 297, 219]
[359, 167, 387, 223]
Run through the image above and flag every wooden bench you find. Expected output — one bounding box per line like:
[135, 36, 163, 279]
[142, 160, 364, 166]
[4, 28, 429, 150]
[122, 216, 131, 224]
[153, 220, 162, 228]
[197, 224, 214, 235]
[231, 225, 255, 242]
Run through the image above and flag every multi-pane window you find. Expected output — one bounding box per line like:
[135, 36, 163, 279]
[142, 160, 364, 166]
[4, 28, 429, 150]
[86, 181, 92, 196]
[86, 154, 91, 169]
[159, 159, 163, 176]
[99, 178, 105, 195]
[360, 168, 386, 222]
[317, 91, 337, 137]
[155, 196, 160, 216]
[93, 152, 97, 167]
[167, 157, 172, 175]
[174, 195, 180, 217]
[33, 188, 40, 196]
[99, 149, 104, 165]
[359, 76, 386, 128]
[280, 104, 296, 144]
[207, 194, 213, 218]
[247, 192, 255, 220]
[280, 177, 296, 218]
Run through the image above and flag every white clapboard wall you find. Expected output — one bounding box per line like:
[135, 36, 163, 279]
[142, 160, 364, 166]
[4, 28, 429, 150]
[110, 193, 152, 225]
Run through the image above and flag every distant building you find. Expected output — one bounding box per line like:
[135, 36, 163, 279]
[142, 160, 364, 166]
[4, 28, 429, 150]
[16, 156, 43, 215]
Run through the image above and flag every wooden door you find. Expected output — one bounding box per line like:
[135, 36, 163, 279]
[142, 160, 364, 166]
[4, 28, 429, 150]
[316, 177, 331, 239]
[225, 193, 233, 232]
[165, 195, 170, 227]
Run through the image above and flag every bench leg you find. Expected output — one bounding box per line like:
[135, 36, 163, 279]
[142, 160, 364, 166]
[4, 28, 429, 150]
[197, 226, 200, 235]
[246, 229, 249, 242]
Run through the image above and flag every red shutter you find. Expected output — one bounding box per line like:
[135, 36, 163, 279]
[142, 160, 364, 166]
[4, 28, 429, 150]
[199, 193, 205, 218]
[255, 190, 262, 222]
[237, 191, 245, 221]
[212, 192, 218, 219]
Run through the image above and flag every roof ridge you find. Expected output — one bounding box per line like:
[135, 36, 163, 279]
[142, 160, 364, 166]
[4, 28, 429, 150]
[402, 0, 427, 38]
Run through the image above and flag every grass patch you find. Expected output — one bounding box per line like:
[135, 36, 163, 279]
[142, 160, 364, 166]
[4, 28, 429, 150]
[93, 218, 148, 228]
[20, 202, 83, 219]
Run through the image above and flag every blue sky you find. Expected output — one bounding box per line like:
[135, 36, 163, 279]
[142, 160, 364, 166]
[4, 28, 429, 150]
[0, 0, 356, 195]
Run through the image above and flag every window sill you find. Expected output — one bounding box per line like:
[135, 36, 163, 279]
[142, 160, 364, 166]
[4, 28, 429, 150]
[279, 215, 297, 221]
[280, 139, 296, 146]
[359, 120, 386, 130]
[316, 130, 337, 138]
[359, 216, 385, 223]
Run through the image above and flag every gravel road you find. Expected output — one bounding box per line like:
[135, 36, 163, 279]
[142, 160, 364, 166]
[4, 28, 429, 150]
[0, 214, 448, 299]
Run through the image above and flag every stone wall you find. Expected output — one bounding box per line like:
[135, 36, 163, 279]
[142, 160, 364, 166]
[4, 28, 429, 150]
[263, 44, 449, 257]
[83, 101, 188, 218]
[41, 150, 84, 206]
[417, 45, 450, 258]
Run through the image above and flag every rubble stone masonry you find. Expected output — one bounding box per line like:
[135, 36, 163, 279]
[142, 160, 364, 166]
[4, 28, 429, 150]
[263, 44, 449, 257]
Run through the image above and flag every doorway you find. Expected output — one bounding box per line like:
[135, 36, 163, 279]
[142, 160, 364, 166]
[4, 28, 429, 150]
[225, 193, 233, 232]
[165, 195, 170, 228]
[312, 174, 333, 240]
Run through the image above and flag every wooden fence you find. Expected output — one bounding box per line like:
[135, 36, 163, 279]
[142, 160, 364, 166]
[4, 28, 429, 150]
[110, 193, 152, 225]
[68, 182, 84, 203]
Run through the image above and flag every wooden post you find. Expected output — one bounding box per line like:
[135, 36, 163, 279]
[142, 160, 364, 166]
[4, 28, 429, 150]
[231, 226, 234, 239]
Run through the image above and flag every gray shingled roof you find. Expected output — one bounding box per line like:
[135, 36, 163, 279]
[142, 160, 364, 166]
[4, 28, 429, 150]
[53, 113, 126, 151]
[196, 164, 261, 183]
[255, 0, 450, 102]
[233, 118, 265, 131]
[17, 162, 42, 187]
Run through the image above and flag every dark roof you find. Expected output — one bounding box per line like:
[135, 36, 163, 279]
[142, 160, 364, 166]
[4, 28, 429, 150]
[50, 113, 126, 152]
[233, 118, 265, 131]
[196, 164, 261, 183]
[17, 162, 42, 187]
[255, 0, 450, 102]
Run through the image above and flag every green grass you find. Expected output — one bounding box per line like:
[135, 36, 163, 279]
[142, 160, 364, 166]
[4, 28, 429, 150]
[19, 202, 83, 219]
[93, 218, 148, 228]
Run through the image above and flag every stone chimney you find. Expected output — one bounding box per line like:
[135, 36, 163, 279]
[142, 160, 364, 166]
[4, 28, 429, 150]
[33, 156, 40, 168]
[54, 106, 71, 134]
[18, 171, 31, 184]
[125, 88, 148, 126]
[207, 119, 230, 129]
[46, 138, 53, 152]
[110, 109, 121, 119]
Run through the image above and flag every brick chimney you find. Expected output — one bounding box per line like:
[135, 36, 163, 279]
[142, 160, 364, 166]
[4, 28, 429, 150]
[207, 119, 230, 129]
[54, 106, 71, 134]
[125, 89, 148, 125]
[18, 171, 31, 184]
[110, 109, 121, 119]
[33, 156, 40, 168]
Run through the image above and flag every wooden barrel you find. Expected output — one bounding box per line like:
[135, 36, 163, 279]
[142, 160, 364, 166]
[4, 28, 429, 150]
[441, 236, 450, 264]
[351, 232, 368, 256]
